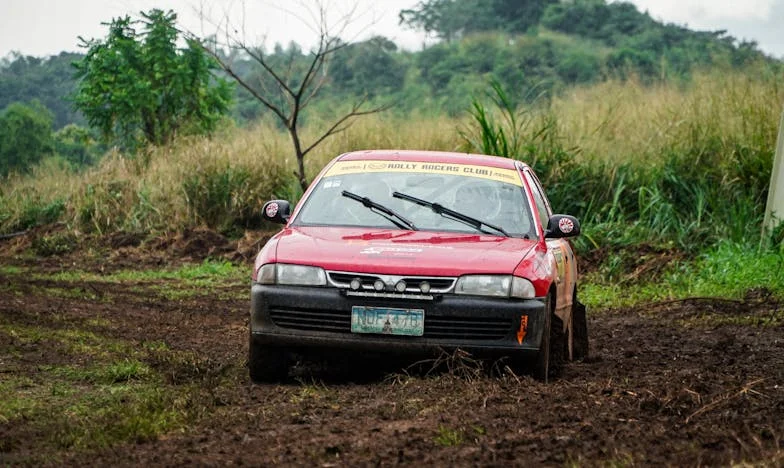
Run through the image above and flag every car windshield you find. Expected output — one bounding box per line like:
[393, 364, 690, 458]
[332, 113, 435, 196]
[294, 161, 537, 238]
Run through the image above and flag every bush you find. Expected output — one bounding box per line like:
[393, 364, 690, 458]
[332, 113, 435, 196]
[0, 100, 54, 176]
[0, 193, 65, 233]
[182, 165, 268, 233]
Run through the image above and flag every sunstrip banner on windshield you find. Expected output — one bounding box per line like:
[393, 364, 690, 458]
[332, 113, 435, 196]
[323, 160, 523, 186]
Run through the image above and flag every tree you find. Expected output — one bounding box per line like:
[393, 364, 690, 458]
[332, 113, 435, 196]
[199, 1, 390, 191]
[400, 0, 557, 41]
[329, 36, 406, 98]
[0, 52, 85, 129]
[73, 9, 232, 150]
[0, 100, 54, 176]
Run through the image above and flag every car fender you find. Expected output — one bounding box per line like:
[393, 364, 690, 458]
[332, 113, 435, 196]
[252, 234, 282, 282]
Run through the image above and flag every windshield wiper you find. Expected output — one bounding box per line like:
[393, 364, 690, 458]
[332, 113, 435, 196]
[392, 191, 510, 237]
[341, 191, 418, 231]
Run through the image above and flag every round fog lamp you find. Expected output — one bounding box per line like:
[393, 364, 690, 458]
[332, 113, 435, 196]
[419, 281, 431, 294]
[350, 278, 361, 290]
[373, 279, 385, 291]
[395, 280, 407, 292]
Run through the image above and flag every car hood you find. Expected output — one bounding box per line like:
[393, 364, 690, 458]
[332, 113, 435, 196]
[273, 226, 538, 276]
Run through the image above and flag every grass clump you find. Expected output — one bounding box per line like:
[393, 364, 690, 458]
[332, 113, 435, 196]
[52, 384, 184, 450]
[51, 360, 151, 385]
[434, 425, 465, 447]
[31, 231, 77, 256]
[582, 242, 784, 309]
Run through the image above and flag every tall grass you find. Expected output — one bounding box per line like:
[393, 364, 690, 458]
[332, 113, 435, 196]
[0, 123, 290, 234]
[461, 67, 783, 252]
[1, 68, 781, 249]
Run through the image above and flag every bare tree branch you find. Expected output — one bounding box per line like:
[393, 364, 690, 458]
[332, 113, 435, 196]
[235, 42, 296, 98]
[199, 43, 289, 123]
[194, 0, 389, 190]
[302, 99, 393, 157]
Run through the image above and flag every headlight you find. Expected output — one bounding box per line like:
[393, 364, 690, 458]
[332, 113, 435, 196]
[256, 263, 326, 286]
[510, 277, 536, 298]
[455, 275, 535, 299]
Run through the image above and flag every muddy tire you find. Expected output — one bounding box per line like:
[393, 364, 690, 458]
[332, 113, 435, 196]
[248, 337, 288, 384]
[534, 295, 565, 382]
[572, 289, 589, 361]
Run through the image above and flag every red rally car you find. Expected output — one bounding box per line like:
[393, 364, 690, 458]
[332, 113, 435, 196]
[251, 150, 587, 382]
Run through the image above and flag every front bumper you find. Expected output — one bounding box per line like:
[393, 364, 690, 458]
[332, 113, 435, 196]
[250, 283, 547, 358]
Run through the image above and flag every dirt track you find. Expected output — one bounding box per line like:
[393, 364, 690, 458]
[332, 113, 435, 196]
[1, 237, 783, 466]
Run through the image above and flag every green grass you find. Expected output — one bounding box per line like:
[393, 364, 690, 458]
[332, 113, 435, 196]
[434, 425, 465, 447]
[14, 260, 250, 301]
[0, 265, 25, 275]
[49, 360, 151, 384]
[51, 383, 185, 450]
[582, 242, 784, 309]
[0, 376, 41, 424]
[45, 259, 246, 283]
[1, 323, 133, 361]
[0, 314, 221, 458]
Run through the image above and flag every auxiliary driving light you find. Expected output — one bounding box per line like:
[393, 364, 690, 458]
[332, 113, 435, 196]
[373, 279, 385, 291]
[395, 280, 407, 292]
[350, 278, 362, 290]
[419, 281, 431, 294]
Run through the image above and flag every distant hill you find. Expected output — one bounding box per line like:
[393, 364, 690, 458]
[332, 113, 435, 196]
[1, 0, 778, 128]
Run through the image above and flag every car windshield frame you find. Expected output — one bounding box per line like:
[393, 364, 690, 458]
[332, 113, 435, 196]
[292, 160, 538, 239]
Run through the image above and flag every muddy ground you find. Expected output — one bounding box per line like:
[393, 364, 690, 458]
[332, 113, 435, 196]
[1, 230, 783, 466]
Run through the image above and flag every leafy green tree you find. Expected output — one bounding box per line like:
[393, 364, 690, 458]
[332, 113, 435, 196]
[556, 49, 602, 84]
[73, 9, 232, 150]
[329, 37, 406, 98]
[400, 0, 557, 41]
[0, 100, 54, 176]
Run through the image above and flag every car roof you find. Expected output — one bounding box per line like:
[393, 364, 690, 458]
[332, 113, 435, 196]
[338, 150, 527, 170]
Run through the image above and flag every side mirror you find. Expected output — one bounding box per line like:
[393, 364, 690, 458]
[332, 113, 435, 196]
[545, 214, 580, 239]
[262, 200, 291, 224]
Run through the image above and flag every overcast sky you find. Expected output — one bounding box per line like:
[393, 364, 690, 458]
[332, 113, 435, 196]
[1, 0, 783, 59]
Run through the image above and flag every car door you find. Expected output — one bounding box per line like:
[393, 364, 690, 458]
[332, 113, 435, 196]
[522, 168, 577, 317]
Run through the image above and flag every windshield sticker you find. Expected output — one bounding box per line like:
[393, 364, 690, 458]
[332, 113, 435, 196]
[324, 160, 522, 186]
[322, 179, 342, 189]
[360, 246, 423, 255]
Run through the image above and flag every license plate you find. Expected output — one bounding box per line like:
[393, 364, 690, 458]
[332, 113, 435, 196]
[351, 306, 424, 336]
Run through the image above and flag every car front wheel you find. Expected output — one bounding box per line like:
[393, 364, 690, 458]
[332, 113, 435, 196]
[534, 295, 565, 382]
[572, 288, 589, 361]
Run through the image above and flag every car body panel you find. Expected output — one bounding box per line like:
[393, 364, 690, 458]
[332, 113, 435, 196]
[271, 227, 538, 277]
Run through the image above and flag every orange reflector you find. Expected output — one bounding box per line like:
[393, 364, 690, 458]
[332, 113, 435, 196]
[516, 316, 528, 345]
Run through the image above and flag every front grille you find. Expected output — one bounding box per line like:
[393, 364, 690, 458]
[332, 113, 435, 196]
[402, 277, 455, 291]
[327, 271, 456, 294]
[269, 307, 512, 341]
